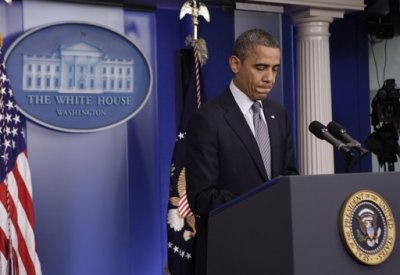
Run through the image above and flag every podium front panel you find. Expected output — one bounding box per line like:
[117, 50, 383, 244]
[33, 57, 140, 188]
[207, 172, 400, 275]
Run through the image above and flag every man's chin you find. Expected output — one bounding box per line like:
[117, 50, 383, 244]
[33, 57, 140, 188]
[256, 93, 269, 100]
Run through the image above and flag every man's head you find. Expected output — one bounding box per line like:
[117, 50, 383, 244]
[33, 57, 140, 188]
[229, 29, 281, 101]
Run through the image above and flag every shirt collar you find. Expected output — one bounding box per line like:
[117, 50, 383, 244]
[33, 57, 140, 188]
[230, 80, 262, 114]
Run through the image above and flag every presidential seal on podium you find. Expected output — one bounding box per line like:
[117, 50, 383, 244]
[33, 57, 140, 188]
[340, 189, 396, 265]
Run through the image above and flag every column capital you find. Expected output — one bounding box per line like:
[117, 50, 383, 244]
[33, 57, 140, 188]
[291, 8, 342, 25]
[291, 10, 336, 39]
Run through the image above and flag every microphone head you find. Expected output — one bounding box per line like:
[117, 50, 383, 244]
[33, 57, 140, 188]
[308, 121, 326, 139]
[327, 121, 346, 138]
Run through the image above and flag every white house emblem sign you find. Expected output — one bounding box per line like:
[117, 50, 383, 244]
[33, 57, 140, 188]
[4, 22, 152, 132]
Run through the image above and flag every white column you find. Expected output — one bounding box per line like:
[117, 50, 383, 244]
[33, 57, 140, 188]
[293, 12, 341, 175]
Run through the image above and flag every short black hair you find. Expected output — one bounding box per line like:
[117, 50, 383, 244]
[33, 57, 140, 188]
[233, 29, 280, 61]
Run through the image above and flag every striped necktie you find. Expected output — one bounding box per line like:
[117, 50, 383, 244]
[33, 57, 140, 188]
[252, 101, 271, 180]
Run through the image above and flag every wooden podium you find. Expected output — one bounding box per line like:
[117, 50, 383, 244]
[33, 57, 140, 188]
[207, 172, 400, 275]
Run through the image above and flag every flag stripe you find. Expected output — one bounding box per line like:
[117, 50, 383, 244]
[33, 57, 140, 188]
[16, 152, 32, 196]
[15, 153, 41, 274]
[14, 154, 35, 231]
[0, 231, 23, 275]
[0, 183, 14, 262]
[178, 204, 190, 218]
[178, 192, 193, 218]
[0, 219, 10, 260]
[0, 186, 19, 274]
[4, 176, 35, 275]
[0, 244, 7, 273]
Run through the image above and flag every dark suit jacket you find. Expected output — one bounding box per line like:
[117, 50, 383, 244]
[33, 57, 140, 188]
[186, 88, 298, 275]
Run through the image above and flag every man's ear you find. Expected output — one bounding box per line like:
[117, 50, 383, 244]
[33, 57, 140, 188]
[229, 55, 241, 73]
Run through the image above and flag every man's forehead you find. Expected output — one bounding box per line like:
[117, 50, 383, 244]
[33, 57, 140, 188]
[245, 45, 281, 62]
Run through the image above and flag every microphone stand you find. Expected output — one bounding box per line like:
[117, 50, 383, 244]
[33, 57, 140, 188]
[385, 162, 395, 172]
[343, 147, 355, 173]
[342, 143, 368, 173]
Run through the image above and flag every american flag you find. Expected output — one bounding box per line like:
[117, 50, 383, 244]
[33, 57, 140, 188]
[0, 51, 42, 275]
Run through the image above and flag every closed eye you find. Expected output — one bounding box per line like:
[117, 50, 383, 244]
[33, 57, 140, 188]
[272, 65, 280, 72]
[255, 64, 280, 72]
[255, 64, 267, 71]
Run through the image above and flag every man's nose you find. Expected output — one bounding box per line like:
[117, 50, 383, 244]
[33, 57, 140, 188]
[262, 69, 273, 82]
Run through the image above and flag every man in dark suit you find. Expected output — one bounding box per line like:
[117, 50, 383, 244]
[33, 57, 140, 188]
[186, 29, 298, 275]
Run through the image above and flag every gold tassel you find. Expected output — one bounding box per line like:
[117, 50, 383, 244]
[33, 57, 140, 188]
[185, 35, 208, 66]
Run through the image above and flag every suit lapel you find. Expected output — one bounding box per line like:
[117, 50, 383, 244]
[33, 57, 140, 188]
[219, 90, 268, 181]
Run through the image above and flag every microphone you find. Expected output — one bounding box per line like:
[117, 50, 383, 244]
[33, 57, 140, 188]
[327, 121, 369, 156]
[308, 121, 351, 155]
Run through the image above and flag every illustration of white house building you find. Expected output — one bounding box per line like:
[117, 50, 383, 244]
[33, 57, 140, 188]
[22, 41, 134, 94]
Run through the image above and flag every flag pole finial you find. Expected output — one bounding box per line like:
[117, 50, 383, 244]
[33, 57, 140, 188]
[179, 0, 210, 41]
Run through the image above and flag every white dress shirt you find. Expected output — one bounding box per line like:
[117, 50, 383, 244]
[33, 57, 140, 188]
[229, 80, 267, 136]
